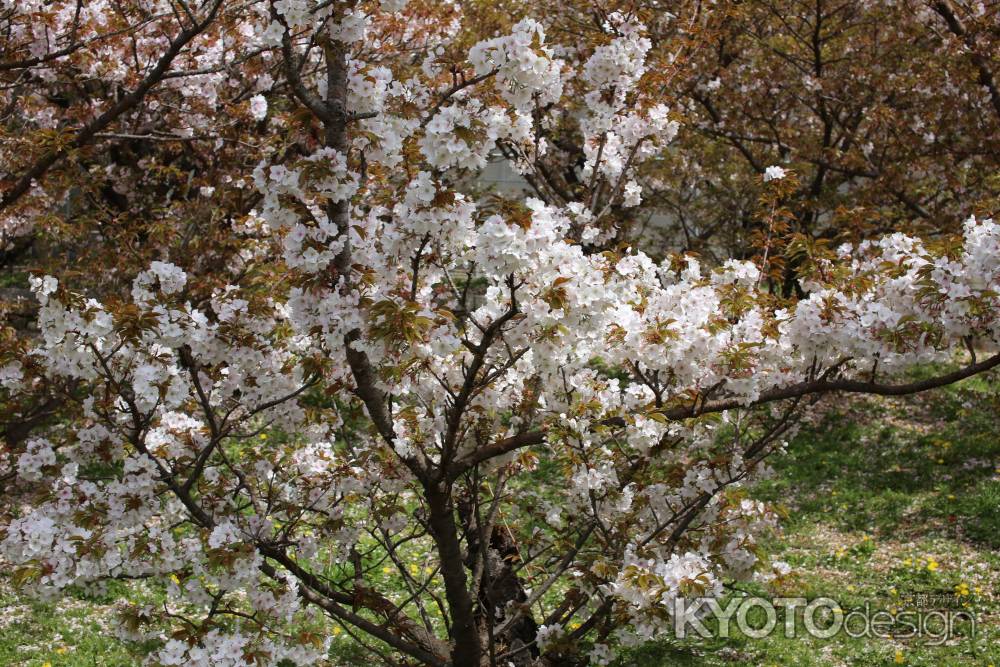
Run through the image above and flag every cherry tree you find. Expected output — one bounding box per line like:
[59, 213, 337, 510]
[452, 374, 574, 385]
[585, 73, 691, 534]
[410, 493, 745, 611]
[2, 2, 999, 666]
[662, 0, 1000, 267]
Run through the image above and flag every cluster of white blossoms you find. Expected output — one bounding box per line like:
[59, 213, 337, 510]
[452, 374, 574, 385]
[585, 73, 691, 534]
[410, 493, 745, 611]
[249, 94, 268, 121]
[251, 149, 361, 271]
[582, 14, 652, 99]
[4, 6, 1000, 665]
[0, 210, 36, 250]
[763, 165, 787, 181]
[328, 8, 370, 44]
[132, 261, 188, 302]
[573, 15, 680, 217]
[14, 437, 56, 481]
[153, 628, 326, 667]
[468, 18, 565, 110]
[583, 103, 679, 181]
[413, 16, 567, 175]
[605, 549, 724, 625]
[419, 99, 533, 172]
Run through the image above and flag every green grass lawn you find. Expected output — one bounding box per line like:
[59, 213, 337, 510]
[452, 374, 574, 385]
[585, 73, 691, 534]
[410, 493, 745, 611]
[622, 370, 1000, 666]
[2, 371, 998, 666]
[0, 579, 159, 666]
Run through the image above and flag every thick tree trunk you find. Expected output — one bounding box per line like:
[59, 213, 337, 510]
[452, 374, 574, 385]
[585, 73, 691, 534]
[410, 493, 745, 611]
[458, 491, 539, 666]
[426, 483, 483, 667]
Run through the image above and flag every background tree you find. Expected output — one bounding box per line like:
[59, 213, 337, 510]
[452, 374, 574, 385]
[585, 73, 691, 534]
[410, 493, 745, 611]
[506, 1, 1000, 282]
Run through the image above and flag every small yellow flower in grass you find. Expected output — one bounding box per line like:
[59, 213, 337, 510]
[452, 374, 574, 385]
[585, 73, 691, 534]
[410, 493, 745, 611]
[55, 647, 67, 654]
[43, 663, 52, 667]
[894, 649, 905, 664]
[947, 494, 956, 500]
[937, 458, 944, 464]
[847, 585, 856, 592]
[569, 622, 580, 630]
[926, 559, 939, 572]
[955, 582, 969, 596]
[889, 587, 898, 597]
[170, 574, 181, 585]
[259, 433, 268, 440]
[333, 626, 342, 636]
[409, 564, 420, 575]
[382, 566, 393, 574]
[974, 586, 983, 594]
[902, 557, 912, 567]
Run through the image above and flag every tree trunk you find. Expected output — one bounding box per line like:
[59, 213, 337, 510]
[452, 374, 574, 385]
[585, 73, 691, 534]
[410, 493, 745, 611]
[426, 483, 483, 667]
[458, 491, 539, 666]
